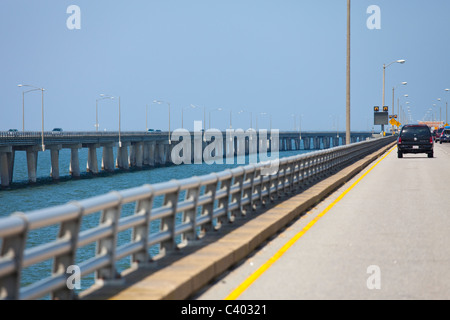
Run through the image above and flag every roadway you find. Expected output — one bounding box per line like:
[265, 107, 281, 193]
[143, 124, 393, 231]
[194, 143, 450, 300]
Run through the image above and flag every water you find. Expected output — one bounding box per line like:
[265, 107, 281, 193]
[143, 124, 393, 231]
[0, 145, 319, 299]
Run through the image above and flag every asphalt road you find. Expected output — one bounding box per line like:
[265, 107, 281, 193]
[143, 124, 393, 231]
[194, 143, 450, 300]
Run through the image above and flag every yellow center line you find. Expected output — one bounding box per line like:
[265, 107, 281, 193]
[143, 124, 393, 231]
[225, 145, 396, 300]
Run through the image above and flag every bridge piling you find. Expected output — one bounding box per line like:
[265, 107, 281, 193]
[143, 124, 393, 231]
[49, 145, 61, 180]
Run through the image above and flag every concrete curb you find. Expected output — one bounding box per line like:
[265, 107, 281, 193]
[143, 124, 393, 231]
[83, 142, 396, 300]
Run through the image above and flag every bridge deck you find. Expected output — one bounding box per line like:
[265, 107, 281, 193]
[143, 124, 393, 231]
[195, 143, 450, 300]
[82, 141, 395, 300]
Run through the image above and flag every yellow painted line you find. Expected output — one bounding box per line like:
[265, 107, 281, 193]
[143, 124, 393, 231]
[225, 145, 396, 300]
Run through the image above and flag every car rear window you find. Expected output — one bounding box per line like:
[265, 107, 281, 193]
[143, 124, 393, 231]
[444, 130, 450, 135]
[401, 127, 431, 138]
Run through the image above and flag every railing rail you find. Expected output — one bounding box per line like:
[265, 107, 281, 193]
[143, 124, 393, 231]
[0, 136, 395, 300]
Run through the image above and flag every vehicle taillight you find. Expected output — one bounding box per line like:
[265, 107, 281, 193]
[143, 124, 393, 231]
[430, 137, 433, 144]
[398, 137, 402, 144]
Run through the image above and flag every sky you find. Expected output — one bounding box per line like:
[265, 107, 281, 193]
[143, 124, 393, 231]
[1, 0, 450, 133]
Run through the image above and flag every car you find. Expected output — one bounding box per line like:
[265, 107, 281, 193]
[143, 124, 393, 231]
[397, 124, 434, 158]
[147, 129, 155, 132]
[440, 128, 450, 143]
[7, 129, 19, 136]
[435, 127, 444, 142]
[51, 128, 63, 134]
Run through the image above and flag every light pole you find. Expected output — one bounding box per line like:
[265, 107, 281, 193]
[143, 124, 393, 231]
[445, 89, 450, 125]
[257, 112, 271, 131]
[182, 104, 197, 129]
[238, 109, 252, 130]
[382, 59, 406, 112]
[18, 84, 45, 151]
[208, 107, 223, 130]
[346, 0, 351, 145]
[392, 82, 407, 132]
[96, 94, 114, 132]
[20, 88, 41, 132]
[153, 100, 171, 143]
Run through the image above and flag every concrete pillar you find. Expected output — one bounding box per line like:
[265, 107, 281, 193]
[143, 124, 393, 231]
[147, 142, 156, 166]
[49, 145, 62, 180]
[312, 137, 320, 150]
[143, 142, 151, 166]
[101, 143, 115, 172]
[0, 146, 13, 188]
[323, 137, 330, 149]
[333, 137, 340, 147]
[135, 142, 143, 168]
[303, 137, 311, 150]
[26, 146, 39, 184]
[116, 143, 129, 170]
[63, 144, 82, 178]
[86, 144, 99, 174]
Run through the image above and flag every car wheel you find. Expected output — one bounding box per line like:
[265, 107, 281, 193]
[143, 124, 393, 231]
[440, 141, 442, 144]
[398, 152, 403, 158]
[428, 152, 434, 158]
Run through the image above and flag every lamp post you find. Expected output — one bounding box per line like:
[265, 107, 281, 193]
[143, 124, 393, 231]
[208, 107, 223, 130]
[182, 104, 197, 129]
[382, 59, 406, 111]
[96, 94, 114, 132]
[153, 100, 171, 143]
[392, 82, 407, 132]
[445, 89, 450, 125]
[257, 112, 272, 131]
[20, 88, 41, 132]
[346, 0, 351, 145]
[18, 84, 45, 151]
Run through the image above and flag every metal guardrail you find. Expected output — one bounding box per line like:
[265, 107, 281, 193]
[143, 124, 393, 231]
[0, 136, 395, 300]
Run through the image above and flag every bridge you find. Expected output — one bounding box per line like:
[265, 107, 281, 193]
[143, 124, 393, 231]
[0, 130, 372, 188]
[0, 134, 405, 300]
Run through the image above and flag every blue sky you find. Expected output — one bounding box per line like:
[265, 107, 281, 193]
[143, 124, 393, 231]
[1, 0, 450, 132]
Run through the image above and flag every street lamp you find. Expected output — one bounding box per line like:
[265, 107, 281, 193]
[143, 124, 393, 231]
[238, 109, 252, 130]
[382, 59, 406, 111]
[257, 112, 272, 131]
[208, 107, 223, 130]
[153, 100, 171, 143]
[182, 104, 197, 129]
[392, 82, 407, 132]
[96, 94, 114, 132]
[445, 89, 450, 125]
[190, 104, 206, 131]
[346, 0, 351, 145]
[18, 84, 45, 151]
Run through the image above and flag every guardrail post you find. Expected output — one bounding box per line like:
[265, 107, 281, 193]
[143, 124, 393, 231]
[242, 165, 256, 214]
[182, 179, 201, 243]
[51, 202, 83, 300]
[0, 213, 28, 300]
[132, 185, 154, 266]
[96, 192, 121, 282]
[201, 174, 218, 233]
[160, 182, 180, 256]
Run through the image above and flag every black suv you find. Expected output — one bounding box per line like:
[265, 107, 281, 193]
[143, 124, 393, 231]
[397, 124, 434, 158]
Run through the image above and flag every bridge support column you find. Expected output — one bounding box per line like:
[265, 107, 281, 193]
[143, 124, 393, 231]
[116, 142, 130, 170]
[49, 145, 62, 180]
[323, 137, 330, 149]
[26, 146, 39, 184]
[64, 144, 82, 178]
[86, 144, 99, 174]
[0, 146, 14, 188]
[333, 137, 340, 147]
[302, 137, 311, 150]
[129, 143, 143, 168]
[101, 143, 115, 172]
[147, 142, 156, 166]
